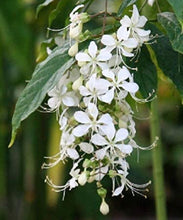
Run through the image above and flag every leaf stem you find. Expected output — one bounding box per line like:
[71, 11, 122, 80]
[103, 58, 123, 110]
[150, 98, 167, 220]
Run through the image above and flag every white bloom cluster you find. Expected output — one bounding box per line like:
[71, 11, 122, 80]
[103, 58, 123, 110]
[43, 4, 156, 214]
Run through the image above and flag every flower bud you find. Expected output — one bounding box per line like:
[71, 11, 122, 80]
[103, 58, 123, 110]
[87, 170, 95, 183]
[100, 199, 109, 215]
[83, 158, 91, 168]
[77, 61, 86, 67]
[78, 172, 87, 186]
[78, 30, 91, 42]
[119, 119, 127, 128]
[108, 170, 117, 178]
[72, 76, 83, 91]
[69, 23, 83, 39]
[68, 42, 78, 57]
[97, 187, 107, 198]
[80, 12, 90, 23]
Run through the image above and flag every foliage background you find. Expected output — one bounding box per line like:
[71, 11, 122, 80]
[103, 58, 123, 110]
[0, 0, 183, 219]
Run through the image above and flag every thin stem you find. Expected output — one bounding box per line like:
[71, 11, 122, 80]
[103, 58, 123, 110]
[101, 0, 108, 37]
[155, 0, 161, 13]
[139, 0, 148, 12]
[150, 98, 167, 220]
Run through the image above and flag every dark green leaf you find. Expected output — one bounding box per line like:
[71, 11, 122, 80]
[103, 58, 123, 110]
[9, 44, 74, 147]
[133, 45, 157, 98]
[151, 36, 183, 98]
[48, 0, 75, 27]
[36, 0, 55, 17]
[166, 0, 183, 28]
[117, 0, 136, 16]
[158, 12, 183, 54]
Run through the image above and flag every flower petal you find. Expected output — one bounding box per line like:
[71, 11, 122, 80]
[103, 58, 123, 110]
[102, 69, 115, 81]
[79, 86, 91, 96]
[79, 142, 94, 154]
[74, 111, 91, 123]
[135, 28, 151, 37]
[88, 103, 98, 120]
[97, 51, 112, 61]
[99, 88, 115, 104]
[48, 97, 60, 109]
[121, 144, 133, 154]
[95, 165, 108, 181]
[98, 113, 113, 124]
[99, 123, 115, 139]
[114, 128, 128, 142]
[101, 35, 116, 46]
[72, 125, 91, 137]
[122, 38, 138, 48]
[120, 15, 131, 26]
[95, 148, 107, 160]
[88, 41, 97, 58]
[112, 186, 124, 196]
[91, 134, 108, 146]
[131, 5, 139, 25]
[121, 82, 139, 93]
[67, 148, 79, 160]
[62, 94, 77, 106]
[80, 63, 91, 75]
[117, 26, 130, 41]
[76, 52, 91, 62]
[117, 66, 130, 82]
[137, 16, 147, 27]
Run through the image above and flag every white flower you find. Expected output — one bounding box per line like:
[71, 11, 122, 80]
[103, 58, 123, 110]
[48, 81, 79, 110]
[112, 173, 151, 197]
[59, 131, 80, 160]
[101, 31, 138, 57]
[101, 66, 139, 103]
[91, 127, 132, 157]
[69, 5, 84, 39]
[45, 161, 80, 193]
[72, 103, 114, 137]
[120, 5, 151, 44]
[79, 73, 111, 105]
[75, 41, 112, 75]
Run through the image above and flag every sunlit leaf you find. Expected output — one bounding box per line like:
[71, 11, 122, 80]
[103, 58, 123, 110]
[166, 0, 183, 28]
[9, 43, 74, 147]
[158, 12, 183, 54]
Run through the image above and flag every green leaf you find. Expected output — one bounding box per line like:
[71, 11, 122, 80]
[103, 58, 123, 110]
[117, 0, 136, 16]
[151, 36, 183, 98]
[133, 45, 157, 99]
[158, 12, 183, 54]
[36, 0, 55, 17]
[9, 43, 75, 147]
[166, 0, 183, 28]
[36, 38, 55, 63]
[48, 0, 75, 27]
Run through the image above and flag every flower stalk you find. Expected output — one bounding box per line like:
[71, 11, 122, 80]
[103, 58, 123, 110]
[150, 98, 167, 220]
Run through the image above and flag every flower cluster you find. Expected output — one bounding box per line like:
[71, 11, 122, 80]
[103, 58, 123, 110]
[43, 4, 156, 215]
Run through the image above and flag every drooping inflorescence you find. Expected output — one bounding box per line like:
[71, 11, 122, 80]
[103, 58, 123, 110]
[42, 4, 157, 215]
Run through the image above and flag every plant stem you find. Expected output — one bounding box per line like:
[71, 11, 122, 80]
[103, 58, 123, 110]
[150, 98, 167, 220]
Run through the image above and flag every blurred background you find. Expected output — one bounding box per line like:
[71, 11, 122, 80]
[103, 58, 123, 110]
[0, 0, 183, 219]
